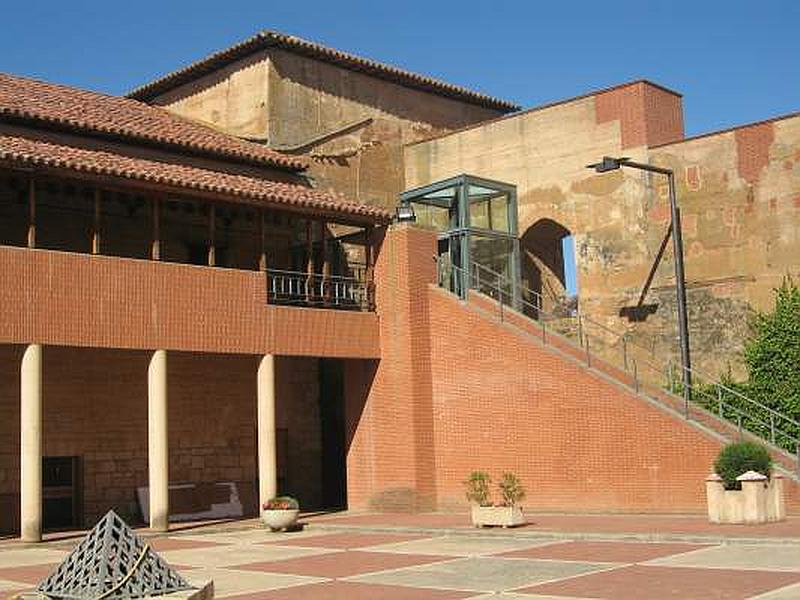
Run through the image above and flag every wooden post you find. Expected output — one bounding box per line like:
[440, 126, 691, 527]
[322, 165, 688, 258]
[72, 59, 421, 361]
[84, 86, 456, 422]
[27, 177, 36, 249]
[365, 226, 374, 309]
[92, 188, 101, 255]
[305, 219, 314, 304]
[321, 221, 331, 305]
[151, 196, 161, 261]
[208, 204, 216, 267]
[259, 208, 267, 271]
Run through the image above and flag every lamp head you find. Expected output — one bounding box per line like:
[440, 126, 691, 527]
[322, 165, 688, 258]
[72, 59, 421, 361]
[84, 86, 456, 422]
[587, 156, 629, 173]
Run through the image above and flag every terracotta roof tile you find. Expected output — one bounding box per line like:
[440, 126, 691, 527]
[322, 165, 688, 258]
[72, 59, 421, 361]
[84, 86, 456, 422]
[127, 30, 520, 113]
[0, 132, 391, 224]
[0, 72, 306, 172]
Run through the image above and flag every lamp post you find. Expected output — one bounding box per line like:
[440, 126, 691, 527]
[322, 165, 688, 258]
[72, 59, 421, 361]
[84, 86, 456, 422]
[587, 156, 692, 414]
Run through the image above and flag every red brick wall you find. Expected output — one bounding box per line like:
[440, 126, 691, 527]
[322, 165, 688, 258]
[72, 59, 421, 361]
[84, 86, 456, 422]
[344, 224, 438, 511]
[348, 224, 798, 514]
[0, 246, 379, 359]
[595, 81, 684, 149]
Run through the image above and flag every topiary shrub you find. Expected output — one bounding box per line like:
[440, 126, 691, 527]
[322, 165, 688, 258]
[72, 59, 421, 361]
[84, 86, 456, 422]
[713, 441, 772, 490]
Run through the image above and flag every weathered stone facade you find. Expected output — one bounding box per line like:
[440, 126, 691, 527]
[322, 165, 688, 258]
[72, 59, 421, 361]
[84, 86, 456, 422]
[405, 82, 800, 378]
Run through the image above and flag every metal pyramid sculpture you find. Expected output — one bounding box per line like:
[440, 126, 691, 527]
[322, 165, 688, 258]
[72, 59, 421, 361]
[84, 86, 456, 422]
[37, 510, 194, 599]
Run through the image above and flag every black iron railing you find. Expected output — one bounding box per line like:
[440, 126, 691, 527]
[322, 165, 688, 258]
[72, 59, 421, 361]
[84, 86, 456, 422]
[266, 268, 372, 311]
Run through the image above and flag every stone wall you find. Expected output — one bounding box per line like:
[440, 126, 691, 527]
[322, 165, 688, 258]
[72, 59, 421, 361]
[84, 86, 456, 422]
[405, 82, 800, 379]
[151, 49, 507, 211]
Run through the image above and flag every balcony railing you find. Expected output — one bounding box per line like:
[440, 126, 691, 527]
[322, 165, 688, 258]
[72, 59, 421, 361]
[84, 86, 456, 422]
[265, 269, 372, 311]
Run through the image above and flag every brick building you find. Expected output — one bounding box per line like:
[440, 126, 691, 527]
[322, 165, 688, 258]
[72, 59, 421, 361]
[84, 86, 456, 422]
[1, 31, 798, 541]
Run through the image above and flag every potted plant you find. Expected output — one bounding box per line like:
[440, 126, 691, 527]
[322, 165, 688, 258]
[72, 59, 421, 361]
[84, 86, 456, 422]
[705, 441, 785, 524]
[466, 471, 526, 528]
[261, 496, 300, 531]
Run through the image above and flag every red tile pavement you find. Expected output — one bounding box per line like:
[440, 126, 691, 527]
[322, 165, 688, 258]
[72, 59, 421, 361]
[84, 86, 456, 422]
[0, 563, 58, 584]
[148, 537, 229, 551]
[306, 512, 800, 539]
[231, 550, 453, 578]
[498, 540, 714, 563]
[263, 532, 430, 549]
[223, 580, 475, 599]
[519, 564, 800, 599]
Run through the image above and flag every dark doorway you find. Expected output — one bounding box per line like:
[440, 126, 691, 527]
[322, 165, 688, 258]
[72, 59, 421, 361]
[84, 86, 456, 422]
[520, 218, 576, 316]
[43, 456, 81, 531]
[319, 359, 347, 509]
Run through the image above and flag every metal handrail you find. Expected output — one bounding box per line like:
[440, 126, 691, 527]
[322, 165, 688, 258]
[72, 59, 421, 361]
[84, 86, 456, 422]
[266, 268, 371, 310]
[437, 256, 800, 462]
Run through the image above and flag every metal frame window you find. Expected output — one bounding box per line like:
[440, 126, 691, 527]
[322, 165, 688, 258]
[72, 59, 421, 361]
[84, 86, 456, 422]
[400, 174, 520, 305]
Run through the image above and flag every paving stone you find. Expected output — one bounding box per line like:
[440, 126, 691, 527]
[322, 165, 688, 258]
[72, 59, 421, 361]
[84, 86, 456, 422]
[233, 550, 453, 578]
[0, 549, 68, 567]
[221, 580, 475, 599]
[521, 564, 800, 600]
[148, 537, 232, 551]
[183, 567, 323, 598]
[647, 543, 800, 572]
[367, 535, 554, 557]
[750, 582, 800, 599]
[261, 532, 429, 549]
[498, 540, 713, 563]
[0, 563, 59, 585]
[159, 545, 333, 568]
[351, 556, 613, 593]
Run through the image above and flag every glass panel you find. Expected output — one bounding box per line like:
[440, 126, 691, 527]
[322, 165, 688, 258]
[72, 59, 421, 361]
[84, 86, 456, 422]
[467, 185, 510, 233]
[411, 201, 451, 232]
[470, 233, 514, 281]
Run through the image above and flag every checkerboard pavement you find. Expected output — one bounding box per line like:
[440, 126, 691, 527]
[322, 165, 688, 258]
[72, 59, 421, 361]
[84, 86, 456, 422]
[2, 525, 800, 599]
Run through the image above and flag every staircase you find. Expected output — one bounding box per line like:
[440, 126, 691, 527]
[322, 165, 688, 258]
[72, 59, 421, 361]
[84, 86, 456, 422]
[438, 259, 800, 480]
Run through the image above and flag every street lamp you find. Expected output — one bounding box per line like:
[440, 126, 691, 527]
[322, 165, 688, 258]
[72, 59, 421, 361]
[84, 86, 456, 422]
[587, 156, 692, 413]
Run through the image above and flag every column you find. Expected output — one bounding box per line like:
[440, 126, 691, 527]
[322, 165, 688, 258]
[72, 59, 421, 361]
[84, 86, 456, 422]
[257, 354, 277, 511]
[148, 350, 169, 531]
[20, 344, 42, 542]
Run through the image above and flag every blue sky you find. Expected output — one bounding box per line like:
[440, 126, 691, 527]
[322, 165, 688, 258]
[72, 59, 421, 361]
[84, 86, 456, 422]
[2, 0, 798, 137]
[3, 1, 797, 295]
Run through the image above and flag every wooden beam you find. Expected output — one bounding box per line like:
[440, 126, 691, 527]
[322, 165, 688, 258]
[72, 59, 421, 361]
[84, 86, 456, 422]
[208, 204, 216, 267]
[151, 196, 161, 261]
[27, 177, 35, 249]
[365, 225, 375, 309]
[92, 188, 101, 255]
[305, 219, 314, 304]
[320, 221, 331, 305]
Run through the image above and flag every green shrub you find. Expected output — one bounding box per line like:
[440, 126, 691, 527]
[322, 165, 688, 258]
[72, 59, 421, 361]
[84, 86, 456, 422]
[263, 496, 299, 510]
[464, 471, 491, 506]
[713, 442, 772, 490]
[498, 473, 525, 506]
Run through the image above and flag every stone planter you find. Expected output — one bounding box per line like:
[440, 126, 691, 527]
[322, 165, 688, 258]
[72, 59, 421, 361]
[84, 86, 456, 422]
[471, 505, 526, 528]
[261, 509, 300, 531]
[706, 471, 786, 524]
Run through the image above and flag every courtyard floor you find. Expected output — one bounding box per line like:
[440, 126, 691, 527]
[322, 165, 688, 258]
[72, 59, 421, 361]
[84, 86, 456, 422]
[1, 512, 800, 599]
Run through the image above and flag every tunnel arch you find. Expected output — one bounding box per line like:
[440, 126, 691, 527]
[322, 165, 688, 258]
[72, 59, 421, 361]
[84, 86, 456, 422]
[520, 218, 577, 314]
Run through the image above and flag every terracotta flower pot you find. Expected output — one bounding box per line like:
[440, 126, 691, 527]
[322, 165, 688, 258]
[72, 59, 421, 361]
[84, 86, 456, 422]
[261, 509, 300, 531]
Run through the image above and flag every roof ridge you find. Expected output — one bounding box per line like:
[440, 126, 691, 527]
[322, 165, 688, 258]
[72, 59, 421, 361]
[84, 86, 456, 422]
[126, 29, 520, 112]
[0, 71, 306, 172]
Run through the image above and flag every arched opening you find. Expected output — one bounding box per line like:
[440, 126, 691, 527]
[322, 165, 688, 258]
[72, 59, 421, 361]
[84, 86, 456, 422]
[520, 218, 577, 316]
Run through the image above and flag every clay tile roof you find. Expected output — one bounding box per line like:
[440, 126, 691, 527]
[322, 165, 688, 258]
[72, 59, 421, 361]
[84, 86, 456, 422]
[0, 72, 306, 172]
[0, 133, 392, 224]
[127, 30, 521, 113]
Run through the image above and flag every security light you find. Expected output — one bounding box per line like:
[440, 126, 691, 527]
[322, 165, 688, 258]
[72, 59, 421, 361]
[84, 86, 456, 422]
[395, 202, 416, 223]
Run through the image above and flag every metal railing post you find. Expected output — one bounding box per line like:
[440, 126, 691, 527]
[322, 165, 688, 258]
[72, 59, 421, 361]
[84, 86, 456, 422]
[796, 443, 800, 479]
[770, 414, 776, 445]
[738, 416, 743, 440]
[577, 315, 584, 348]
[718, 386, 723, 418]
[622, 338, 628, 371]
[632, 359, 639, 393]
[585, 335, 591, 367]
[542, 318, 546, 343]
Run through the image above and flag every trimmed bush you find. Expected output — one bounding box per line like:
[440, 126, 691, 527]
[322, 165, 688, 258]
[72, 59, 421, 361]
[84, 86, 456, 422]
[714, 442, 772, 490]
